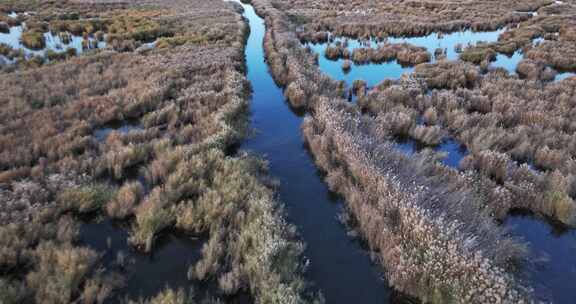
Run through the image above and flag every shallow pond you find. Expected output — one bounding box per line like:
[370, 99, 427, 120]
[94, 119, 143, 142]
[395, 137, 468, 169]
[80, 218, 206, 301]
[307, 30, 572, 87]
[492, 51, 525, 74]
[0, 21, 105, 59]
[305, 29, 505, 87]
[504, 213, 576, 303]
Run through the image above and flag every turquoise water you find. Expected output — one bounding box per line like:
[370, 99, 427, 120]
[555, 72, 576, 81]
[492, 51, 524, 74]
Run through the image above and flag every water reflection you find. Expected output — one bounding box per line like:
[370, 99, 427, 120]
[0, 12, 105, 62]
[94, 119, 143, 142]
[80, 218, 205, 301]
[305, 29, 504, 86]
[236, 1, 398, 303]
[504, 212, 576, 304]
[394, 137, 467, 169]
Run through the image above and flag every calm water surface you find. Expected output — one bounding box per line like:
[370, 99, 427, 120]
[236, 1, 399, 303]
[504, 214, 576, 303]
[77, 1, 576, 302]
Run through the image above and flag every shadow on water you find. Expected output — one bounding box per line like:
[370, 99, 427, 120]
[503, 210, 576, 304]
[234, 1, 417, 303]
[79, 217, 208, 302]
[93, 118, 143, 143]
[395, 137, 468, 169]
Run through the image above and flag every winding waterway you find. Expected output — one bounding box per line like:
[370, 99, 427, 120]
[75, 1, 575, 302]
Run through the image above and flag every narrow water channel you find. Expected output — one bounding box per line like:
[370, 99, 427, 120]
[236, 1, 397, 303]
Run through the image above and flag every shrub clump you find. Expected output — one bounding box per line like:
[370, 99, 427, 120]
[57, 184, 115, 214]
[106, 181, 144, 219]
[21, 30, 45, 49]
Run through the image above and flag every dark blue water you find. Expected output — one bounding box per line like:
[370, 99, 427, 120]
[80, 219, 204, 301]
[504, 214, 576, 303]
[94, 120, 143, 142]
[236, 2, 395, 303]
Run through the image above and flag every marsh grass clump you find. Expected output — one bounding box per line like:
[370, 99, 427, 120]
[26, 243, 99, 304]
[414, 60, 480, 89]
[57, 183, 115, 214]
[285, 80, 307, 108]
[21, 30, 45, 49]
[302, 99, 531, 302]
[516, 58, 557, 81]
[410, 125, 443, 146]
[459, 44, 497, 64]
[0, 199, 117, 303]
[325, 44, 344, 60]
[46, 48, 77, 62]
[129, 288, 193, 304]
[106, 181, 144, 219]
[130, 192, 175, 252]
[341, 59, 351, 72]
[352, 79, 367, 97]
[0, 21, 9, 33]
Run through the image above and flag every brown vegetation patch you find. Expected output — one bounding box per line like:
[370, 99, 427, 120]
[284, 0, 550, 40]
[0, 0, 315, 302]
